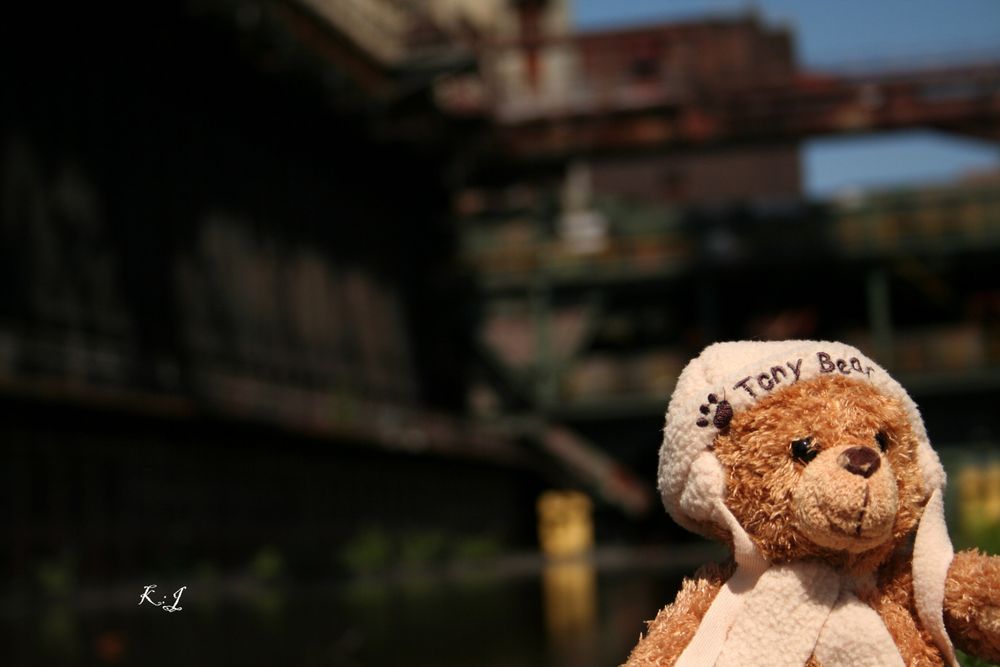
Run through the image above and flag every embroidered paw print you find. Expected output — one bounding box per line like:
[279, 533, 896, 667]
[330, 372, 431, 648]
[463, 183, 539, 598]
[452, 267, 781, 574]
[696, 394, 733, 429]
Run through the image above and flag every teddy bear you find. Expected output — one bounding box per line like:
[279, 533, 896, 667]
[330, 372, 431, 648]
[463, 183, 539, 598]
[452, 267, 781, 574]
[625, 340, 1000, 667]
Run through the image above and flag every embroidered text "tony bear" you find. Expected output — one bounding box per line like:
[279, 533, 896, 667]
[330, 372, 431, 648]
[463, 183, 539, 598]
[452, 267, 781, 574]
[732, 351, 875, 399]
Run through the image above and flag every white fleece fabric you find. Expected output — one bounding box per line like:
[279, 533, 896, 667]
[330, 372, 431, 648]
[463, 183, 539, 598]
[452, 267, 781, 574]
[674, 491, 769, 667]
[715, 561, 841, 667]
[679, 548, 909, 667]
[814, 589, 906, 667]
[913, 488, 959, 667]
[659, 340, 958, 666]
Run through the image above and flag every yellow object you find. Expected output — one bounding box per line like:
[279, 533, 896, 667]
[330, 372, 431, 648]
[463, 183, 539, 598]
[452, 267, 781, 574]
[957, 462, 1000, 537]
[537, 490, 598, 665]
[537, 490, 594, 559]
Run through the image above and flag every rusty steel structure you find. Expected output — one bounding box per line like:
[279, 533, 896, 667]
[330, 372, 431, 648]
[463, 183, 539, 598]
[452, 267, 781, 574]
[453, 15, 1000, 159]
[257, 5, 1000, 159]
[489, 61, 1000, 158]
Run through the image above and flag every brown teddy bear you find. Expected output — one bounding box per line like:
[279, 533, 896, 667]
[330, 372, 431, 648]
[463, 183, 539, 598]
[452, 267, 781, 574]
[626, 341, 1000, 667]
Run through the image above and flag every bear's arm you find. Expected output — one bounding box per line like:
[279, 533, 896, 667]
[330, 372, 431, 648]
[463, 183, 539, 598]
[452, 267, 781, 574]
[943, 548, 1000, 663]
[623, 560, 735, 667]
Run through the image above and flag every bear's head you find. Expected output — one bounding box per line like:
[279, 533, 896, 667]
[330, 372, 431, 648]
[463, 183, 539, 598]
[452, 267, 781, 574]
[658, 340, 949, 575]
[713, 373, 927, 570]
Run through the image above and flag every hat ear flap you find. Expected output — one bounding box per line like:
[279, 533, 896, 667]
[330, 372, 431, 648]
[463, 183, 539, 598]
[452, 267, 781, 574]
[912, 486, 959, 667]
[673, 453, 769, 667]
[679, 450, 768, 572]
[678, 450, 726, 527]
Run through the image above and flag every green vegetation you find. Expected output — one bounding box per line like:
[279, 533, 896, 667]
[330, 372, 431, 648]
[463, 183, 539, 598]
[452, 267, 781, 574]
[249, 546, 286, 582]
[340, 527, 504, 576]
[957, 649, 999, 667]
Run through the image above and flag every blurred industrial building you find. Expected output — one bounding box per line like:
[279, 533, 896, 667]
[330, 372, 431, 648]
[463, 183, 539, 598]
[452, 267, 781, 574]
[2, 0, 1000, 664]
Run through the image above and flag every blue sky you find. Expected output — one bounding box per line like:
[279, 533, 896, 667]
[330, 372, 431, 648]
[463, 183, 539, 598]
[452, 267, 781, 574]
[574, 0, 1000, 196]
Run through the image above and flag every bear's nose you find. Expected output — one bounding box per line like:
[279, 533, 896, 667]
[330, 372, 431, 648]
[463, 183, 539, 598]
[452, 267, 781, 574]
[838, 446, 881, 478]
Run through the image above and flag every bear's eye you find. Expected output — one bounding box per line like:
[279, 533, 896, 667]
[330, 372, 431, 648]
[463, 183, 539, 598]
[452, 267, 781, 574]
[790, 437, 817, 464]
[875, 430, 889, 453]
